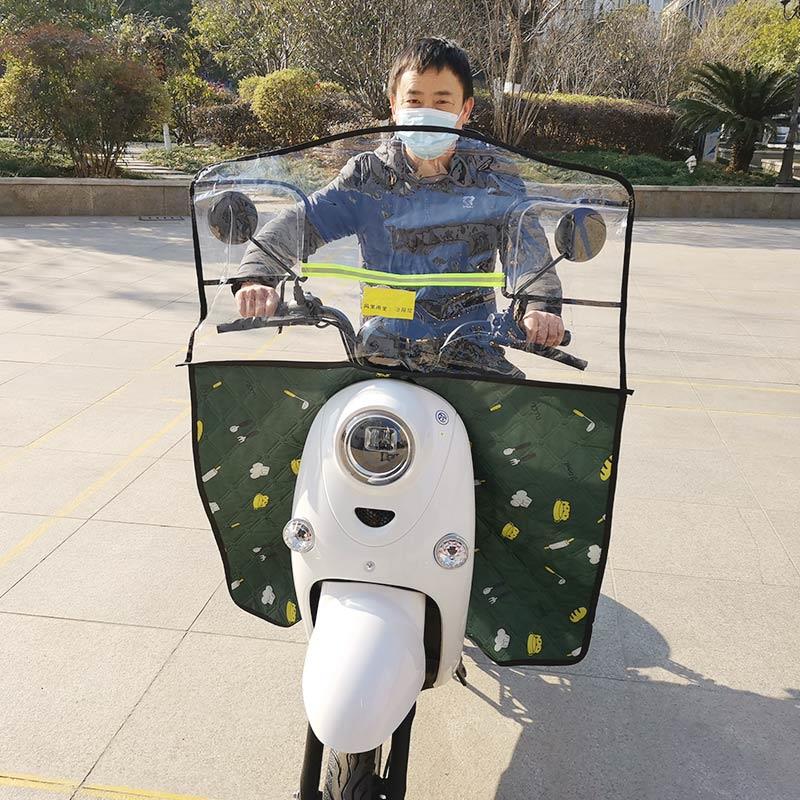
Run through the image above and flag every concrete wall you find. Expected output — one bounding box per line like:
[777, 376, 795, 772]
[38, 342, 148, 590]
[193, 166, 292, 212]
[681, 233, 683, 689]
[634, 185, 800, 219]
[1, 178, 799, 219]
[0, 178, 190, 217]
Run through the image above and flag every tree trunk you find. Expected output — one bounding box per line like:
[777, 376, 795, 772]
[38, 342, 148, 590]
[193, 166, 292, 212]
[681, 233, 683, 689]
[730, 137, 755, 173]
[777, 61, 800, 186]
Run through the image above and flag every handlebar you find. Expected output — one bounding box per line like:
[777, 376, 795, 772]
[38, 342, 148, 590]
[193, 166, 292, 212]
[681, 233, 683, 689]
[216, 292, 588, 372]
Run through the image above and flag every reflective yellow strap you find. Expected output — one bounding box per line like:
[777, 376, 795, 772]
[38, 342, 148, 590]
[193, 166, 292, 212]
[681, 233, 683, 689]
[301, 262, 504, 287]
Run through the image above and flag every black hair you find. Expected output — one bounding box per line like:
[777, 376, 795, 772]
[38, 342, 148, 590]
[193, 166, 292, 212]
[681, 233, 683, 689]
[387, 37, 473, 101]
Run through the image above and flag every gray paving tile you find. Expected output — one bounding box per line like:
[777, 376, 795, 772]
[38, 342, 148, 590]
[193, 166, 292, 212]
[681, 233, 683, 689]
[0, 614, 181, 780]
[94, 458, 209, 529]
[616, 443, 757, 507]
[627, 377, 702, 409]
[0, 520, 221, 629]
[693, 381, 800, 416]
[621, 405, 724, 451]
[0, 360, 36, 386]
[709, 411, 800, 457]
[34, 404, 188, 456]
[676, 352, 792, 383]
[16, 313, 132, 339]
[0, 396, 88, 447]
[614, 570, 800, 697]
[737, 508, 799, 587]
[0, 333, 90, 364]
[611, 499, 778, 583]
[0, 448, 155, 518]
[0, 364, 134, 404]
[47, 339, 181, 370]
[0, 513, 86, 595]
[764, 509, 800, 570]
[84, 633, 307, 800]
[664, 331, 770, 357]
[190, 581, 307, 643]
[727, 452, 800, 512]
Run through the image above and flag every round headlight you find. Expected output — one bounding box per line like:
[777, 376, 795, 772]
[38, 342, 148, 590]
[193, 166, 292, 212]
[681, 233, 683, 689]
[282, 518, 315, 553]
[434, 534, 469, 569]
[339, 411, 413, 485]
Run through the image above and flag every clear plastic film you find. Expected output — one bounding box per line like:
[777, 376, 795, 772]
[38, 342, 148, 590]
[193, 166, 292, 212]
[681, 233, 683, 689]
[187, 129, 632, 388]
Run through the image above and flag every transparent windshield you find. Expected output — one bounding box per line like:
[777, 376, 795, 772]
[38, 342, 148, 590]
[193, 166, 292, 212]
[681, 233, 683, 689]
[187, 129, 632, 388]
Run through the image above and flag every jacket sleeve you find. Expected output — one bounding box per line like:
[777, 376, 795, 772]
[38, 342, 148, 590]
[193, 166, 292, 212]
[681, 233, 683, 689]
[496, 168, 562, 316]
[231, 155, 365, 293]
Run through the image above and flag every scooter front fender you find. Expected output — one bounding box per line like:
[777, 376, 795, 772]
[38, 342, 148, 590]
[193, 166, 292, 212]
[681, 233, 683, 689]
[302, 581, 426, 753]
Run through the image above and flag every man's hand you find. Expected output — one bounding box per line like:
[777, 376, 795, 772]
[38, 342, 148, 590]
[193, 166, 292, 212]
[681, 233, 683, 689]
[521, 310, 565, 348]
[236, 281, 280, 318]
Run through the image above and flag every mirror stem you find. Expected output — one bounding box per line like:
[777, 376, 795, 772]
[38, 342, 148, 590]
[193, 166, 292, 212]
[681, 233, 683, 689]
[512, 253, 565, 301]
[247, 236, 304, 282]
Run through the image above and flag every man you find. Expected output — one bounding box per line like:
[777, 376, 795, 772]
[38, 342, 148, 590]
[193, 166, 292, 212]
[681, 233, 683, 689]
[232, 37, 564, 351]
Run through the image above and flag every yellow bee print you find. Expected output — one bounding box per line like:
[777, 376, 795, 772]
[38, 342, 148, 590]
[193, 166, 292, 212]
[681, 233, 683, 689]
[252, 493, 270, 510]
[600, 456, 613, 481]
[501, 522, 520, 540]
[569, 607, 588, 623]
[553, 499, 571, 522]
[527, 633, 543, 655]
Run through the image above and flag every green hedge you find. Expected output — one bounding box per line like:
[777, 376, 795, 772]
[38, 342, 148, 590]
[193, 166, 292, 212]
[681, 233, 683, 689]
[194, 102, 274, 150]
[471, 90, 676, 157]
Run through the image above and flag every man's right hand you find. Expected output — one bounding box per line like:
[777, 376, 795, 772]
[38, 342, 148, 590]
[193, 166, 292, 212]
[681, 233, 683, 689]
[236, 281, 280, 318]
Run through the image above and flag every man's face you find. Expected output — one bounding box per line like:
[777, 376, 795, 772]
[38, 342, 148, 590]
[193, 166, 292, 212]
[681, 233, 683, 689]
[390, 66, 474, 125]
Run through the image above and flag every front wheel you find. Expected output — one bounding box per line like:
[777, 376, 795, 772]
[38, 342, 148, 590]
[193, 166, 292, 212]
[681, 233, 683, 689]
[323, 749, 379, 800]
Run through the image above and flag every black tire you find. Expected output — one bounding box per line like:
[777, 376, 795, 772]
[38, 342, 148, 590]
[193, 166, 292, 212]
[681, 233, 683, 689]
[322, 749, 379, 800]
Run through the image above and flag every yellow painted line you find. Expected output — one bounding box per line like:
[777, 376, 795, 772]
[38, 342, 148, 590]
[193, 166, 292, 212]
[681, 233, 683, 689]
[633, 376, 800, 395]
[0, 406, 190, 569]
[0, 319, 277, 568]
[81, 782, 215, 800]
[634, 403, 800, 419]
[0, 773, 215, 800]
[0, 772, 76, 794]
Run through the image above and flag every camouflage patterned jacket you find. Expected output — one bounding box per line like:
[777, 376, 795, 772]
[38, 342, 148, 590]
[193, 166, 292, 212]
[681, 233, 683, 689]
[234, 135, 561, 317]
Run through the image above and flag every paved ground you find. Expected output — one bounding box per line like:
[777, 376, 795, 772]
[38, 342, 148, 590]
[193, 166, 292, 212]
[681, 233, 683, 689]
[0, 216, 798, 800]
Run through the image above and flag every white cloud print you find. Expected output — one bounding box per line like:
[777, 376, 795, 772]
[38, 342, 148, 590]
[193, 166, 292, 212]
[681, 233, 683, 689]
[587, 544, 602, 565]
[494, 628, 511, 652]
[261, 585, 276, 605]
[510, 490, 532, 508]
[250, 462, 270, 479]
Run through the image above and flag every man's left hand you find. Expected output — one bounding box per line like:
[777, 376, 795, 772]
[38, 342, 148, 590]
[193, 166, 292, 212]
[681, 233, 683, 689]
[521, 310, 565, 348]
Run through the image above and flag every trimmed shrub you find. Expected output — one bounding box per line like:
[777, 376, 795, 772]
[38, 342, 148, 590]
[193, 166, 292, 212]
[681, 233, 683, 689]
[167, 71, 228, 145]
[250, 68, 329, 146]
[237, 75, 263, 104]
[470, 90, 677, 157]
[0, 24, 168, 177]
[195, 102, 274, 150]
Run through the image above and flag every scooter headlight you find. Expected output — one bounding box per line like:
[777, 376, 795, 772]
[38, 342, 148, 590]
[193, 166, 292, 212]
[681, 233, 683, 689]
[434, 534, 469, 569]
[282, 518, 315, 553]
[339, 411, 413, 485]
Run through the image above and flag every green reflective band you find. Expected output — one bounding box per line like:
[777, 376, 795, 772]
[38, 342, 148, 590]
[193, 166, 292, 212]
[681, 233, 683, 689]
[302, 262, 504, 287]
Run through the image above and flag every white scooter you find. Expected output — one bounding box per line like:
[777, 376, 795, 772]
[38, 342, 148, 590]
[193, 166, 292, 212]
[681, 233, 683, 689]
[188, 127, 630, 800]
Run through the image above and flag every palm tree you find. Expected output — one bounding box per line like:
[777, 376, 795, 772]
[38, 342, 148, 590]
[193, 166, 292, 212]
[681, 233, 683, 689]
[674, 62, 794, 173]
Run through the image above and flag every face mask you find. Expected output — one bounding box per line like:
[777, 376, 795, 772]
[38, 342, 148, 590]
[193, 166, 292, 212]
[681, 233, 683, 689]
[394, 106, 462, 160]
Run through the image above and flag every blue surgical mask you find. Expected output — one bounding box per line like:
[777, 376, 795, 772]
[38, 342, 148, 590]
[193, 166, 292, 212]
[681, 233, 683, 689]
[394, 106, 462, 160]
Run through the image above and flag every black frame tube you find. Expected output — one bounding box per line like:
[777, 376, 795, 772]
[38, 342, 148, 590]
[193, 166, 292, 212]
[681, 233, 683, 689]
[383, 704, 417, 800]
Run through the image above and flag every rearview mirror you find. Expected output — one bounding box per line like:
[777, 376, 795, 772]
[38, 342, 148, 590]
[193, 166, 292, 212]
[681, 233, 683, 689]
[208, 190, 259, 244]
[554, 208, 607, 262]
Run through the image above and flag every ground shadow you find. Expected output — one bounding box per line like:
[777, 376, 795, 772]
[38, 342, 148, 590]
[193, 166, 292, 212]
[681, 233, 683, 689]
[464, 599, 799, 800]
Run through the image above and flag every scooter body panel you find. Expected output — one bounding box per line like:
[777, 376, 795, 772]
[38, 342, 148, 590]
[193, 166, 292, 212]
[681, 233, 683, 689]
[302, 581, 426, 753]
[292, 379, 475, 691]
